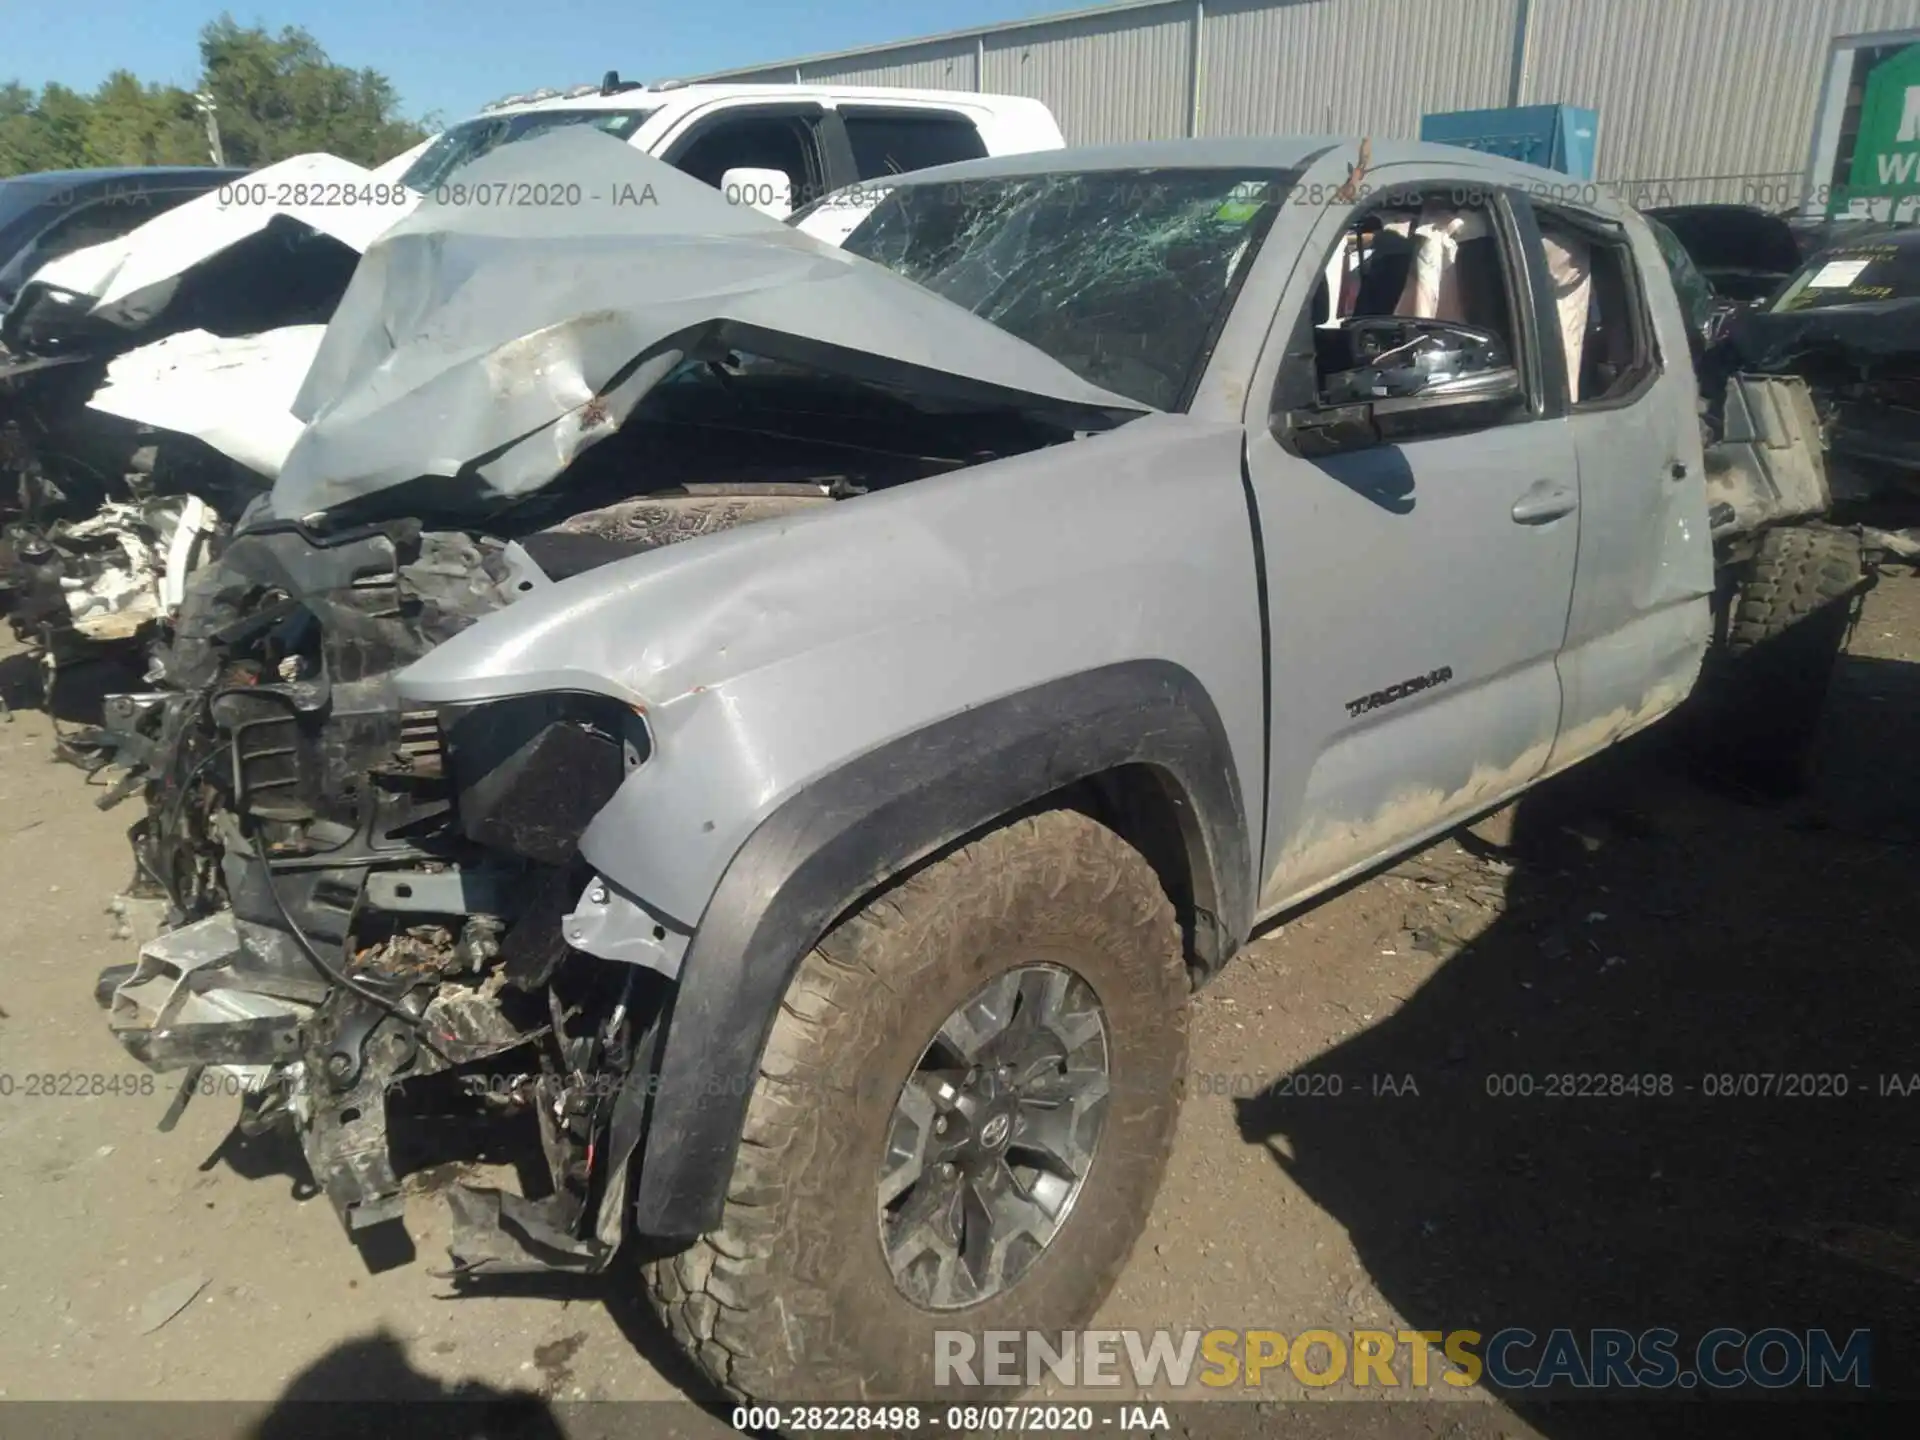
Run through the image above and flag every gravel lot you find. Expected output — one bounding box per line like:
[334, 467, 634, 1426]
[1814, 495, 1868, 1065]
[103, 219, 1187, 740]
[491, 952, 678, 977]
[2, 574, 1917, 1435]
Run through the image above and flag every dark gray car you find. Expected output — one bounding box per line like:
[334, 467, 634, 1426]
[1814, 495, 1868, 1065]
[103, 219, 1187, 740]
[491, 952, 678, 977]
[0, 165, 246, 314]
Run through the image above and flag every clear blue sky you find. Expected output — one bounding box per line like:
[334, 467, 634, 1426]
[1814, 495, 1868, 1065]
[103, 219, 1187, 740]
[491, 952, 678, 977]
[6, 1, 1097, 123]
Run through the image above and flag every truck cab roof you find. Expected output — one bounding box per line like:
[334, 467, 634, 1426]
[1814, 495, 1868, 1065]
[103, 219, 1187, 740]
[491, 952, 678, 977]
[480, 79, 1060, 123]
[397, 78, 1068, 213]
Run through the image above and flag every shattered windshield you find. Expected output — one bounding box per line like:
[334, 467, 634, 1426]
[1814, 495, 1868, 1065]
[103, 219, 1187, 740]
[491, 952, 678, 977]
[1771, 240, 1920, 312]
[842, 167, 1297, 410]
[400, 109, 656, 192]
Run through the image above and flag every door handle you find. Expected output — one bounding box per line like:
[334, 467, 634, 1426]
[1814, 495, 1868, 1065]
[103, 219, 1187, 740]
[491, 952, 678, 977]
[1510, 480, 1577, 525]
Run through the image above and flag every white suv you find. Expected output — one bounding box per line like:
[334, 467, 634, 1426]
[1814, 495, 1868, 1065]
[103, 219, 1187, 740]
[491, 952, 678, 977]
[400, 72, 1065, 226]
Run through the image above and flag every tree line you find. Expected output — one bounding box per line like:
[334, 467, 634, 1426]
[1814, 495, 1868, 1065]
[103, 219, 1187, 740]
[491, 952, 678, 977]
[1, 15, 433, 177]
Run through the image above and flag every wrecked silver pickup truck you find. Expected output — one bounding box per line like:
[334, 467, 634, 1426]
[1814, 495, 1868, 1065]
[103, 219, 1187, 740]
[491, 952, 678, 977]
[93, 131, 1867, 1404]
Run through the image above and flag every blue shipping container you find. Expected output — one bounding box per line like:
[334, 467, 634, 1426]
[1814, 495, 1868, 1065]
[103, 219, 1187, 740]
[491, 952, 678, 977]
[1419, 105, 1600, 179]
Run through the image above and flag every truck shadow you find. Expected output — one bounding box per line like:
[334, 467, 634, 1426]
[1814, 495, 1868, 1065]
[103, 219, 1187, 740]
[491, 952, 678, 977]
[247, 1330, 565, 1438]
[237, 1328, 736, 1437]
[1235, 648, 1920, 1426]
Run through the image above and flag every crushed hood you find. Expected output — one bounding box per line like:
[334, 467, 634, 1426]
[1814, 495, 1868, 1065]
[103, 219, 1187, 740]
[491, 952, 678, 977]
[21, 153, 417, 336]
[270, 128, 1149, 520]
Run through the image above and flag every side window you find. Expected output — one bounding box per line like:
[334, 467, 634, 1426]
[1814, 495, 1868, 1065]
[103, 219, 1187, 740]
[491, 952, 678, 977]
[31, 189, 201, 265]
[0, 188, 205, 300]
[1284, 192, 1530, 451]
[667, 111, 828, 205]
[1535, 209, 1659, 408]
[839, 109, 988, 179]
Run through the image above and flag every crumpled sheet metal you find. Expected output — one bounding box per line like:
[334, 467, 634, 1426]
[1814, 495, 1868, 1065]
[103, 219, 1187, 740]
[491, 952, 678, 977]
[271, 127, 1148, 520]
[86, 325, 327, 477]
[29, 152, 418, 332]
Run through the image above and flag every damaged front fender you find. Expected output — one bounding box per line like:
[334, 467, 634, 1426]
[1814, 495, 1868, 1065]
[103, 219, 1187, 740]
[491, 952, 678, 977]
[399, 415, 1265, 931]
[397, 417, 1270, 1231]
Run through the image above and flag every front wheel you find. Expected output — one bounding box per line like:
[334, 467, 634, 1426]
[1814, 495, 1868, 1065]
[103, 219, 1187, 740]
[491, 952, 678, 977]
[642, 808, 1189, 1403]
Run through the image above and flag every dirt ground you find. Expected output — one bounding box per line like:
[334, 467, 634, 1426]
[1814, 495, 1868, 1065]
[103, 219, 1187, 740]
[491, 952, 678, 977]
[2, 574, 1918, 1436]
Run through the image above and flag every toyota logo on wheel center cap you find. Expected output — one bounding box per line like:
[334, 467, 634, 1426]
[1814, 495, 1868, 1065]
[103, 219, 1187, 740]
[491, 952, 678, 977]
[978, 1113, 1012, 1150]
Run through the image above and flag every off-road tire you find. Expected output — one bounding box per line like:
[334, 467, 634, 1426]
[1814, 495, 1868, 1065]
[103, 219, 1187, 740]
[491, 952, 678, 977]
[642, 809, 1189, 1404]
[1693, 524, 1867, 796]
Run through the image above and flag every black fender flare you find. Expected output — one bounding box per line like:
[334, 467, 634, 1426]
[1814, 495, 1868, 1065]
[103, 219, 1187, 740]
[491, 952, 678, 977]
[631, 659, 1252, 1236]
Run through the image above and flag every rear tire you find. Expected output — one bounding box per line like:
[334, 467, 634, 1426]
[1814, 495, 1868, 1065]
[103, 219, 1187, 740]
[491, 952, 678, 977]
[642, 808, 1189, 1404]
[1692, 525, 1868, 796]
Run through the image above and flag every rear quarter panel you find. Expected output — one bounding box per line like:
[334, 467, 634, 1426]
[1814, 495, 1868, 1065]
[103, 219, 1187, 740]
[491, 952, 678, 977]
[1545, 209, 1715, 774]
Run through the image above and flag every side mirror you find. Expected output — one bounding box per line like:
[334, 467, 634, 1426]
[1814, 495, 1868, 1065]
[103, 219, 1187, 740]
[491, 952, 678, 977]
[720, 167, 794, 220]
[1275, 317, 1522, 456]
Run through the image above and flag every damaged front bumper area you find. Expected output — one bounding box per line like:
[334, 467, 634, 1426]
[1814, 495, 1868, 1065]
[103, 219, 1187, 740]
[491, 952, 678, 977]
[91, 125, 1147, 1277]
[95, 513, 670, 1268]
[89, 387, 1095, 1268]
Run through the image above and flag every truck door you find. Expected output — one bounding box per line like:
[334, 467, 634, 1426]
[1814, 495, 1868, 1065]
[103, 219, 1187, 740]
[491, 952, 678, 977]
[1239, 174, 1582, 911]
[1522, 199, 1715, 771]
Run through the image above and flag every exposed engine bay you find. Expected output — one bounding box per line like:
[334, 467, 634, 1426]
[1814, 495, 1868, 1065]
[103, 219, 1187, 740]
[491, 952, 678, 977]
[93, 356, 1090, 1268]
[78, 125, 1169, 1268]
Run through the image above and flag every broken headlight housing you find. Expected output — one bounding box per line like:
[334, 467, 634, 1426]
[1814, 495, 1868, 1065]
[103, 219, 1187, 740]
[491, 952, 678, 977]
[439, 692, 650, 865]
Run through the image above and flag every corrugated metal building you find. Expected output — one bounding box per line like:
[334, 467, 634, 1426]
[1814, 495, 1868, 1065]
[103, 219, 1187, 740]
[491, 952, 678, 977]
[692, 0, 1920, 205]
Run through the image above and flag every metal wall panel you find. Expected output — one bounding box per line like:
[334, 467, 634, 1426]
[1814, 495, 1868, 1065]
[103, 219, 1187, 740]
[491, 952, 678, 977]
[980, 4, 1194, 142]
[692, 0, 1920, 200]
[1200, 0, 1520, 139]
[707, 67, 801, 83]
[1836, 0, 1920, 31]
[1519, 0, 1920, 202]
[795, 38, 980, 90]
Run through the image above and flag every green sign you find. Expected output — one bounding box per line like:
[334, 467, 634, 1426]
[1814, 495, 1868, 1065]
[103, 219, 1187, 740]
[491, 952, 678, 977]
[1843, 43, 1920, 212]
